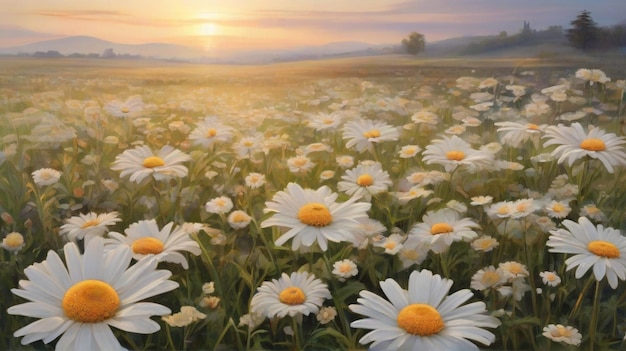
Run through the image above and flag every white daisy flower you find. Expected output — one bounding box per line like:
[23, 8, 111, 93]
[422, 135, 494, 173]
[342, 119, 400, 153]
[494, 121, 547, 148]
[8, 237, 178, 351]
[545, 200, 572, 219]
[543, 122, 626, 173]
[111, 145, 190, 183]
[205, 196, 234, 214]
[316, 306, 337, 324]
[188, 116, 235, 149]
[374, 233, 405, 255]
[337, 162, 392, 201]
[498, 261, 529, 281]
[287, 155, 316, 174]
[350, 269, 500, 350]
[103, 95, 143, 118]
[59, 212, 121, 243]
[245, 172, 266, 189]
[32, 168, 62, 186]
[105, 219, 201, 269]
[1, 232, 25, 254]
[332, 259, 359, 281]
[399, 144, 422, 158]
[409, 208, 480, 254]
[539, 271, 562, 287]
[471, 236, 499, 252]
[227, 210, 252, 229]
[471, 266, 507, 291]
[542, 324, 582, 346]
[250, 271, 331, 319]
[307, 112, 343, 131]
[261, 183, 371, 251]
[546, 216, 626, 289]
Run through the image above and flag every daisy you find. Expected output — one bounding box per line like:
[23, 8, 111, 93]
[471, 266, 507, 291]
[542, 324, 582, 346]
[337, 162, 392, 201]
[105, 219, 201, 269]
[350, 269, 500, 350]
[8, 237, 178, 351]
[409, 208, 480, 254]
[205, 196, 234, 214]
[540, 271, 562, 287]
[580, 203, 607, 222]
[307, 112, 343, 131]
[498, 261, 529, 281]
[287, 155, 316, 174]
[261, 183, 371, 251]
[494, 121, 547, 148]
[32, 168, 62, 186]
[342, 119, 400, 153]
[332, 259, 359, 281]
[422, 135, 494, 173]
[336, 155, 355, 168]
[1, 232, 25, 254]
[111, 145, 190, 183]
[233, 133, 264, 159]
[546, 216, 626, 289]
[227, 210, 252, 229]
[545, 200, 572, 219]
[59, 212, 121, 243]
[188, 116, 235, 149]
[250, 271, 331, 319]
[411, 111, 440, 125]
[316, 306, 337, 325]
[399, 144, 421, 158]
[576, 68, 610, 85]
[543, 123, 626, 173]
[245, 172, 266, 189]
[471, 236, 499, 252]
[374, 233, 405, 255]
[397, 236, 430, 269]
[103, 95, 143, 118]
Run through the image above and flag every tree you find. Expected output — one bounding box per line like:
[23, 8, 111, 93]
[567, 10, 598, 51]
[401, 32, 425, 55]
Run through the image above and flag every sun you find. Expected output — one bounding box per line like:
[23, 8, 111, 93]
[199, 22, 218, 36]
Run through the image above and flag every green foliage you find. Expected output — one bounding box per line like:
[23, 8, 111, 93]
[401, 32, 425, 56]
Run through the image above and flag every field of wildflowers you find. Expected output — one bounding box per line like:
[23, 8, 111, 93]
[1, 56, 626, 350]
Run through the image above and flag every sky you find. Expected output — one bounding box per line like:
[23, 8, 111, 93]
[1, 0, 625, 52]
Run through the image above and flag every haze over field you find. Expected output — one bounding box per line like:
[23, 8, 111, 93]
[1, 0, 625, 54]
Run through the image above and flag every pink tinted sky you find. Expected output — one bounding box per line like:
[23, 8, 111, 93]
[0, 0, 624, 50]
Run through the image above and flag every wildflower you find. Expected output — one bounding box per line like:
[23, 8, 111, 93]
[307, 112, 343, 131]
[32, 168, 62, 186]
[8, 237, 178, 350]
[336, 155, 355, 168]
[546, 216, 626, 289]
[540, 271, 561, 287]
[205, 196, 234, 214]
[350, 269, 500, 350]
[287, 155, 316, 174]
[397, 236, 430, 268]
[580, 203, 607, 222]
[245, 172, 266, 189]
[542, 324, 582, 346]
[250, 271, 331, 319]
[261, 183, 371, 251]
[337, 162, 392, 201]
[399, 144, 421, 158]
[350, 218, 387, 249]
[495, 121, 546, 148]
[103, 95, 143, 118]
[576, 68, 610, 85]
[188, 116, 234, 148]
[111, 145, 190, 183]
[233, 133, 264, 159]
[375, 233, 405, 255]
[394, 186, 433, 204]
[543, 122, 626, 173]
[105, 219, 201, 269]
[342, 119, 400, 153]
[471, 236, 499, 252]
[409, 208, 480, 254]
[59, 212, 121, 243]
[471, 266, 506, 291]
[316, 306, 337, 325]
[162, 306, 207, 327]
[470, 195, 493, 206]
[422, 135, 494, 173]
[486, 201, 515, 219]
[319, 170, 335, 181]
[227, 210, 252, 229]
[1, 232, 25, 254]
[498, 261, 530, 281]
[411, 111, 440, 125]
[200, 296, 221, 309]
[332, 259, 359, 281]
[497, 279, 531, 301]
[545, 200, 572, 219]
[239, 312, 264, 330]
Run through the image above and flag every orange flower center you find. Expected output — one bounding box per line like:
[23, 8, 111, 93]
[143, 156, 165, 168]
[384, 241, 397, 250]
[206, 128, 218, 137]
[551, 325, 573, 338]
[363, 129, 381, 138]
[298, 203, 333, 227]
[338, 262, 353, 273]
[357, 174, 374, 187]
[482, 271, 502, 286]
[279, 287, 305, 305]
[132, 237, 165, 255]
[446, 150, 465, 161]
[588, 240, 620, 258]
[121, 107, 130, 113]
[580, 138, 606, 151]
[397, 304, 445, 336]
[527, 123, 540, 130]
[62, 280, 120, 323]
[80, 219, 101, 229]
[431, 223, 454, 235]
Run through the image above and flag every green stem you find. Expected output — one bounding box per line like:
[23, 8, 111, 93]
[588, 280, 602, 351]
[569, 275, 595, 320]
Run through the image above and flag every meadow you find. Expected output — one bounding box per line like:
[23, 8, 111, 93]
[1, 53, 626, 350]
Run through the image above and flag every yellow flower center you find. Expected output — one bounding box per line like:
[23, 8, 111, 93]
[62, 280, 120, 323]
[132, 237, 165, 255]
[297, 203, 333, 227]
[121, 106, 130, 113]
[396, 303, 445, 336]
[431, 223, 454, 235]
[551, 325, 573, 337]
[384, 241, 397, 250]
[243, 140, 254, 147]
[215, 199, 226, 207]
[552, 203, 565, 212]
[588, 240, 620, 258]
[293, 158, 308, 167]
[446, 150, 465, 161]
[507, 264, 524, 274]
[206, 128, 218, 137]
[357, 174, 374, 187]
[363, 129, 381, 138]
[497, 206, 510, 215]
[482, 271, 501, 286]
[580, 138, 606, 151]
[3, 233, 24, 248]
[143, 156, 165, 168]
[80, 219, 101, 229]
[279, 287, 306, 305]
[527, 123, 539, 130]
[231, 212, 248, 222]
[339, 262, 353, 273]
